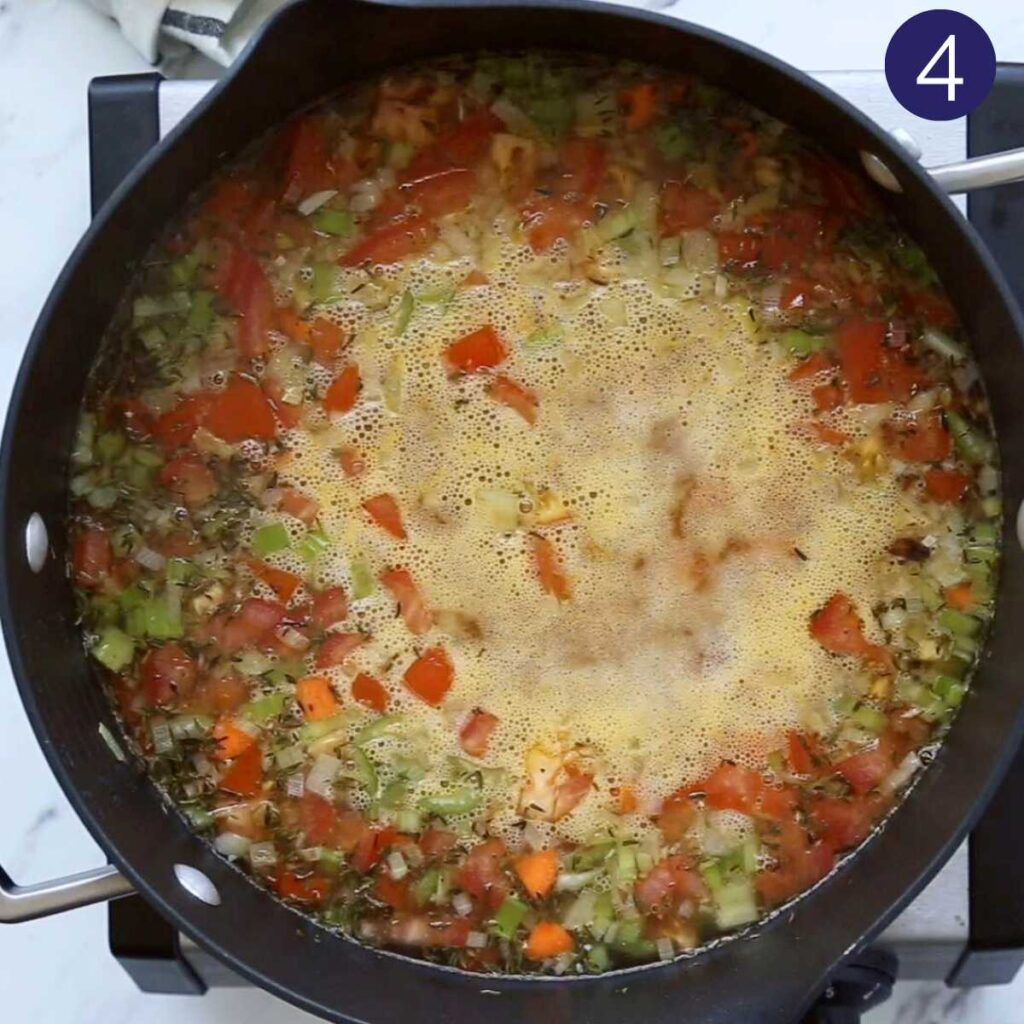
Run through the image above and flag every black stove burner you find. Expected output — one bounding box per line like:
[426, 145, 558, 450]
[85, 63, 1024, 1023]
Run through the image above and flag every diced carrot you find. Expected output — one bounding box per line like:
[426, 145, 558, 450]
[309, 318, 348, 365]
[352, 672, 390, 713]
[487, 374, 538, 424]
[276, 306, 313, 343]
[515, 848, 559, 899]
[324, 364, 361, 414]
[403, 646, 454, 706]
[789, 351, 833, 382]
[804, 420, 850, 446]
[380, 567, 433, 634]
[525, 921, 574, 960]
[338, 446, 366, 477]
[529, 534, 571, 600]
[363, 493, 407, 540]
[462, 270, 489, 287]
[211, 717, 257, 761]
[279, 487, 320, 524]
[616, 786, 639, 815]
[620, 83, 657, 131]
[443, 325, 507, 374]
[218, 742, 263, 796]
[295, 675, 340, 721]
[943, 582, 975, 610]
[924, 468, 971, 503]
[246, 558, 303, 604]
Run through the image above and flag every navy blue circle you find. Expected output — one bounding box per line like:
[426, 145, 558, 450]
[885, 10, 995, 120]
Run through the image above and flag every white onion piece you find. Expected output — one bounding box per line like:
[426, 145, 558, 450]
[286, 772, 305, 798]
[297, 189, 338, 216]
[466, 931, 488, 949]
[452, 892, 473, 917]
[214, 832, 252, 858]
[306, 753, 340, 798]
[386, 850, 408, 881]
[882, 752, 922, 796]
[248, 841, 278, 872]
[681, 229, 719, 273]
[657, 937, 675, 962]
[135, 546, 166, 571]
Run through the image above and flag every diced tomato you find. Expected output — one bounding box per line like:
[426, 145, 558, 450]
[279, 487, 320, 525]
[311, 586, 348, 629]
[351, 824, 399, 874]
[262, 378, 304, 430]
[885, 411, 952, 463]
[375, 872, 415, 911]
[835, 745, 892, 795]
[215, 244, 274, 358]
[73, 527, 112, 588]
[275, 307, 312, 344]
[812, 382, 844, 413]
[380, 567, 433, 634]
[559, 138, 608, 197]
[190, 673, 250, 715]
[810, 793, 885, 852]
[362, 493, 407, 540]
[308, 318, 348, 365]
[456, 838, 508, 910]
[281, 115, 335, 202]
[205, 376, 278, 442]
[352, 672, 390, 714]
[315, 631, 367, 669]
[801, 419, 849, 447]
[459, 709, 499, 757]
[759, 784, 799, 820]
[522, 196, 589, 252]
[717, 231, 762, 266]
[905, 286, 957, 331]
[141, 642, 197, 706]
[700, 762, 766, 815]
[802, 154, 871, 217]
[759, 206, 830, 271]
[402, 168, 477, 219]
[809, 592, 892, 668]
[218, 598, 286, 653]
[203, 176, 260, 226]
[299, 791, 341, 846]
[924, 468, 972, 503]
[159, 453, 217, 508]
[487, 374, 538, 424]
[153, 394, 210, 452]
[340, 216, 436, 267]
[838, 318, 924, 405]
[620, 83, 657, 132]
[529, 534, 571, 601]
[659, 181, 719, 234]
[462, 270, 489, 288]
[118, 399, 155, 440]
[419, 827, 457, 861]
[403, 646, 454, 706]
[635, 855, 707, 915]
[787, 731, 817, 775]
[616, 786, 639, 815]
[404, 110, 504, 180]
[657, 789, 698, 841]
[323, 364, 361, 414]
[338, 446, 366, 477]
[788, 351, 833, 383]
[218, 742, 263, 796]
[756, 820, 836, 906]
[443, 325, 507, 374]
[276, 870, 331, 904]
[370, 911, 472, 949]
[211, 716, 257, 761]
[246, 558, 302, 604]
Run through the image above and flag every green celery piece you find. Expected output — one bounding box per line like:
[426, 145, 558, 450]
[311, 262, 346, 305]
[299, 713, 348, 743]
[524, 324, 564, 350]
[355, 714, 403, 746]
[851, 705, 887, 734]
[187, 290, 215, 333]
[184, 806, 215, 830]
[394, 291, 415, 336]
[971, 522, 998, 545]
[317, 848, 345, 873]
[96, 431, 127, 461]
[386, 140, 414, 170]
[782, 329, 827, 357]
[413, 866, 442, 907]
[132, 445, 164, 468]
[713, 877, 759, 929]
[350, 554, 376, 599]
[610, 917, 656, 958]
[143, 597, 184, 639]
[945, 410, 995, 465]
[594, 205, 638, 244]
[348, 746, 380, 798]
[379, 779, 409, 809]
[92, 627, 135, 671]
[252, 522, 290, 557]
[493, 896, 529, 939]
[313, 208, 355, 237]
[654, 122, 695, 162]
[939, 608, 980, 637]
[585, 944, 611, 972]
[165, 558, 194, 584]
[296, 526, 331, 563]
[418, 787, 482, 817]
[240, 692, 287, 722]
[169, 252, 200, 287]
[268, 658, 307, 686]
[395, 809, 422, 833]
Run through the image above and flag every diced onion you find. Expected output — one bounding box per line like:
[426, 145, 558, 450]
[350, 179, 382, 213]
[467, 931, 488, 949]
[286, 772, 305, 797]
[452, 891, 473, 917]
[276, 625, 311, 652]
[656, 937, 675, 962]
[521, 822, 546, 851]
[151, 719, 175, 756]
[681, 229, 719, 273]
[276, 744, 306, 770]
[563, 890, 597, 930]
[297, 189, 338, 216]
[306, 753, 340, 798]
[475, 488, 521, 532]
[555, 869, 599, 893]
[882, 752, 922, 796]
[97, 722, 126, 762]
[386, 850, 408, 880]
[248, 841, 278, 872]
[214, 832, 252, 858]
[135, 546, 166, 571]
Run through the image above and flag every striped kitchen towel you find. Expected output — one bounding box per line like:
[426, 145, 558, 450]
[88, 0, 290, 66]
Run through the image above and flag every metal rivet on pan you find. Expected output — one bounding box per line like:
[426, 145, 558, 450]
[25, 513, 48, 573]
[1016, 499, 1024, 552]
[889, 128, 923, 161]
[860, 151, 903, 194]
[173, 864, 221, 906]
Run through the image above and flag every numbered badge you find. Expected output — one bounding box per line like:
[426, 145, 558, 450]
[885, 10, 996, 120]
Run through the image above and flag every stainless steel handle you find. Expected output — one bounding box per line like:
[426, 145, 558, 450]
[0, 862, 134, 923]
[928, 146, 1024, 194]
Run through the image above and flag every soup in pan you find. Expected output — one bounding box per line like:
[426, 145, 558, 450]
[70, 55, 999, 973]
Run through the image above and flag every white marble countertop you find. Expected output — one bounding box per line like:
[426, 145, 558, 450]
[2, 1, 1024, 1022]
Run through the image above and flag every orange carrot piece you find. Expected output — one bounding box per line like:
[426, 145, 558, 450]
[525, 921, 574, 960]
[363, 493, 407, 540]
[324, 364, 361, 414]
[487, 373, 538, 425]
[211, 717, 257, 761]
[621, 83, 656, 131]
[443, 325, 507, 374]
[943, 582, 975, 610]
[403, 646, 454, 706]
[514, 849, 560, 899]
[295, 675, 340, 721]
[529, 534, 571, 600]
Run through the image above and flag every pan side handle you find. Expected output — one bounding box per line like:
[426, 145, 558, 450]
[863, 144, 1024, 194]
[0, 862, 133, 923]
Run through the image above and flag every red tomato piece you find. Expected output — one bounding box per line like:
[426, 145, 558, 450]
[529, 534, 571, 601]
[323, 364, 361, 414]
[837, 318, 917, 405]
[620, 84, 657, 132]
[351, 824, 399, 874]
[809, 592, 892, 669]
[456, 838, 508, 910]
[443, 325, 507, 374]
[352, 672, 390, 714]
[459, 709, 499, 758]
[402, 168, 477, 219]
[141, 642, 197, 706]
[419, 828, 458, 861]
[835, 745, 892, 796]
[276, 870, 331, 904]
[924, 468, 972, 503]
[280, 115, 335, 202]
[403, 646, 454, 706]
[191, 673, 250, 715]
[812, 383, 844, 413]
[339, 216, 436, 267]
[362, 493, 407, 540]
[810, 794, 885, 852]
[558, 138, 608, 197]
[73, 527, 112, 589]
[659, 181, 719, 234]
[404, 110, 504, 180]
[311, 586, 348, 629]
[159, 453, 217, 508]
[487, 374, 538, 424]
[215, 244, 274, 358]
[315, 631, 367, 669]
[522, 197, 589, 252]
[885, 411, 952, 463]
[788, 351, 833, 383]
[262, 378, 304, 430]
[299, 791, 340, 846]
[204, 376, 278, 442]
[717, 231, 762, 266]
[279, 487, 320, 525]
[219, 598, 286, 653]
[338, 446, 367, 477]
[635, 855, 707, 915]
[308, 318, 348, 365]
[379, 567, 433, 634]
[153, 394, 210, 452]
[375, 872, 416, 911]
[787, 731, 817, 775]
[246, 558, 302, 604]
[700, 762, 765, 815]
[657, 789, 698, 842]
[218, 742, 263, 797]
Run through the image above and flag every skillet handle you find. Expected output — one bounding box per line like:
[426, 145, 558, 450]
[927, 146, 1024, 193]
[0, 862, 134, 923]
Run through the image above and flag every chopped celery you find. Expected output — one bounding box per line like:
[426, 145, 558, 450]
[86, 485, 119, 510]
[654, 122, 695, 162]
[933, 675, 967, 708]
[313, 208, 355, 237]
[418, 786, 482, 816]
[252, 522, 290, 557]
[187, 289, 215, 333]
[700, 860, 724, 893]
[275, 743, 306, 770]
[610, 917, 656, 959]
[142, 597, 183, 639]
[96, 431, 127, 461]
[413, 866, 442, 907]
[591, 891, 615, 937]
[396, 809, 422, 833]
[91, 627, 135, 671]
[394, 290, 415, 335]
[386, 140, 414, 170]
[585, 944, 611, 972]
[970, 523, 998, 545]
[355, 714, 402, 746]
[183, 806, 214, 830]
[350, 554, 375, 599]
[132, 445, 164, 468]
[311, 262, 345, 305]
[939, 608, 980, 637]
[981, 495, 1002, 518]
[615, 845, 639, 886]
[493, 896, 529, 938]
[347, 746, 379, 798]
[240, 692, 287, 722]
[169, 252, 200, 287]
[524, 324, 564, 350]
[781, 329, 827, 357]
[965, 544, 998, 565]
[296, 526, 331, 563]
[299, 714, 349, 743]
[658, 236, 681, 267]
[267, 658, 306, 686]
[945, 410, 995, 465]
[168, 714, 214, 740]
[72, 414, 95, 467]
[851, 705, 887, 734]
[712, 877, 759, 929]
[593, 205, 638, 244]
[573, 840, 615, 871]
[317, 847, 345, 873]
[922, 326, 965, 362]
[234, 649, 276, 677]
[165, 558, 194, 584]
[133, 291, 190, 322]
[379, 779, 409, 808]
